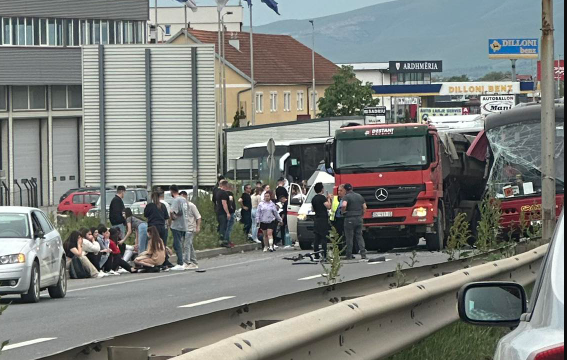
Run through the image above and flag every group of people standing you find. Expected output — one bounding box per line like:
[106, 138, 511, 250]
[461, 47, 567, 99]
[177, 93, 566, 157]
[64, 185, 202, 279]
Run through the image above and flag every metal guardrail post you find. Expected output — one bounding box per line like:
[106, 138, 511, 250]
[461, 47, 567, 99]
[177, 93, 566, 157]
[31, 177, 38, 208]
[22, 179, 31, 207]
[14, 180, 22, 206]
[0, 170, 6, 206]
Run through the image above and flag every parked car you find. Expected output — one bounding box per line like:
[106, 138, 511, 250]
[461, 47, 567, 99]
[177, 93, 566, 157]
[0, 207, 67, 303]
[87, 188, 148, 218]
[58, 186, 105, 204]
[57, 191, 100, 216]
[458, 211, 564, 360]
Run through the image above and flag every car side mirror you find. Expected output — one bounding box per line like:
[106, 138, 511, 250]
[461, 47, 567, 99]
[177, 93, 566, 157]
[35, 230, 46, 240]
[458, 282, 527, 328]
[91, 201, 97, 206]
[290, 198, 303, 206]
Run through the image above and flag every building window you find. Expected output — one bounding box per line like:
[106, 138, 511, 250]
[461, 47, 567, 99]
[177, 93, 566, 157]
[52, 85, 82, 109]
[270, 92, 278, 112]
[12, 86, 46, 111]
[29, 86, 46, 109]
[165, 25, 171, 36]
[52, 85, 67, 109]
[255, 92, 264, 114]
[40, 18, 47, 45]
[283, 92, 291, 112]
[0, 86, 7, 111]
[12, 86, 29, 110]
[310, 91, 319, 111]
[297, 91, 305, 111]
[1, 18, 10, 45]
[26, 18, 33, 45]
[101, 20, 108, 45]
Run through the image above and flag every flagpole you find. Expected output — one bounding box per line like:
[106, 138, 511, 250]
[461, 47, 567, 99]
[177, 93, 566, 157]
[184, 4, 188, 43]
[250, 2, 256, 126]
[218, 9, 224, 175]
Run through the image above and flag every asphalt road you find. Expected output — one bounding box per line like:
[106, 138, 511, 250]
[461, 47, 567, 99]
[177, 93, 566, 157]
[0, 244, 452, 360]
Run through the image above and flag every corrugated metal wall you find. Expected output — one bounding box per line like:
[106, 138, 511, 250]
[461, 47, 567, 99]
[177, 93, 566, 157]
[226, 117, 364, 160]
[82, 44, 217, 188]
[0, 0, 148, 20]
[0, 48, 82, 85]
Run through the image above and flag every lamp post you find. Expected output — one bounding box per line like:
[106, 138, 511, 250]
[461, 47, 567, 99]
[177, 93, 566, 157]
[309, 20, 316, 119]
[222, 12, 233, 130]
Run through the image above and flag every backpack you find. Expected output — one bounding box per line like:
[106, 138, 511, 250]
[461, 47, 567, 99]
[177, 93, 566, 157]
[69, 257, 90, 279]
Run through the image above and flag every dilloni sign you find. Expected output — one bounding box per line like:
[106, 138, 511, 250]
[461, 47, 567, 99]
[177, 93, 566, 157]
[489, 38, 540, 59]
[439, 82, 521, 96]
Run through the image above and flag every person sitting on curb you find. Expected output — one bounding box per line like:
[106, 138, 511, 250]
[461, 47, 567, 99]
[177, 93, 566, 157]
[64, 231, 107, 279]
[80, 228, 102, 271]
[134, 226, 166, 273]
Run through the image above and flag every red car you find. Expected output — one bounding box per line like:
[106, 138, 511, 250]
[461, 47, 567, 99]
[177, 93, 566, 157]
[58, 191, 100, 216]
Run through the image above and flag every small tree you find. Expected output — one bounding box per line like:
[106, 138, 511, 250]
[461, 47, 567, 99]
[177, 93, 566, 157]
[318, 66, 379, 118]
[446, 75, 470, 82]
[479, 71, 511, 81]
[232, 108, 246, 128]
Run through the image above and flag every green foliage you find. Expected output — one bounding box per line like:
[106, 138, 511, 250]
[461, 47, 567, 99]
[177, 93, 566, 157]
[0, 300, 8, 354]
[404, 250, 420, 268]
[478, 71, 511, 81]
[446, 74, 470, 82]
[49, 214, 107, 242]
[232, 108, 246, 128]
[445, 213, 472, 261]
[320, 227, 344, 286]
[476, 195, 503, 252]
[317, 65, 380, 118]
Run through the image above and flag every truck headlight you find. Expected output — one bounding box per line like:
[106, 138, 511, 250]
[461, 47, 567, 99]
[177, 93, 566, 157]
[0, 254, 25, 265]
[298, 214, 307, 221]
[412, 207, 428, 218]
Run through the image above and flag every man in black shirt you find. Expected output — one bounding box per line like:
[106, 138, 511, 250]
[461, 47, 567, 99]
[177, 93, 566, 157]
[109, 186, 127, 237]
[216, 180, 233, 248]
[342, 183, 368, 260]
[239, 184, 253, 239]
[311, 182, 332, 261]
[275, 178, 290, 246]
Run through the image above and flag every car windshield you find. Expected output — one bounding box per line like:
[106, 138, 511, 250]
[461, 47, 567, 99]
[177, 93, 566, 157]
[0, 213, 31, 239]
[306, 183, 335, 204]
[487, 121, 565, 198]
[96, 190, 138, 207]
[336, 136, 428, 171]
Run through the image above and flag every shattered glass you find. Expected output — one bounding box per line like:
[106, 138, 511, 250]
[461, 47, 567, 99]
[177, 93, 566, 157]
[486, 120, 565, 199]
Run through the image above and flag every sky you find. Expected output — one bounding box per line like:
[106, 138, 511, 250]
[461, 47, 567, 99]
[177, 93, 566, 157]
[154, 0, 393, 25]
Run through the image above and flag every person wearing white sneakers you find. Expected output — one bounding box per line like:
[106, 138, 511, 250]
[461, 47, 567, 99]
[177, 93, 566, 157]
[64, 231, 108, 279]
[256, 190, 283, 252]
[180, 191, 202, 270]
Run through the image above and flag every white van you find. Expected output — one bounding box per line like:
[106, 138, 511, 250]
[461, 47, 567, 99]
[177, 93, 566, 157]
[287, 171, 335, 250]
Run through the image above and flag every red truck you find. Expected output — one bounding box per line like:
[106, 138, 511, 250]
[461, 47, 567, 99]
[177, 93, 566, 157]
[326, 123, 487, 251]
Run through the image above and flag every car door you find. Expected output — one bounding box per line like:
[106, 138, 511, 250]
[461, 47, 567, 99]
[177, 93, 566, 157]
[33, 211, 59, 285]
[71, 194, 86, 216]
[287, 183, 303, 242]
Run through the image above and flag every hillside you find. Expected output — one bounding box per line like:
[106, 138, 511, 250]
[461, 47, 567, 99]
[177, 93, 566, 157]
[252, 0, 565, 77]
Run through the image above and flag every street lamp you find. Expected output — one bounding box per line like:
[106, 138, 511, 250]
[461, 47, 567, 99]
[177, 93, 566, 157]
[309, 20, 316, 119]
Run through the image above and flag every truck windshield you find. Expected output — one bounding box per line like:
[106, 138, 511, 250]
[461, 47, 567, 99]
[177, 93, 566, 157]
[336, 136, 428, 172]
[487, 121, 565, 198]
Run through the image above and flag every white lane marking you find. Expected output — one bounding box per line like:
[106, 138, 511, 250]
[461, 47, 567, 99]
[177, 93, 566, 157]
[298, 274, 325, 281]
[68, 256, 281, 293]
[4, 338, 57, 351]
[369, 259, 394, 265]
[179, 296, 236, 308]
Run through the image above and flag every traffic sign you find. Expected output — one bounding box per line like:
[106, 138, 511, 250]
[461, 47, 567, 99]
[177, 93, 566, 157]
[489, 38, 539, 59]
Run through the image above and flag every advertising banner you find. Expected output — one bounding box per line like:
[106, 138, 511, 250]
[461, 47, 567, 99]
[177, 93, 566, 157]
[389, 61, 443, 73]
[364, 106, 387, 125]
[481, 95, 516, 115]
[439, 82, 521, 96]
[489, 38, 539, 59]
[538, 60, 565, 81]
[418, 108, 463, 122]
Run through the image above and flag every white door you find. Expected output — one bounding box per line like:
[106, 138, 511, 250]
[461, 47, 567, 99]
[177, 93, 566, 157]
[53, 118, 80, 203]
[287, 183, 303, 242]
[14, 119, 41, 207]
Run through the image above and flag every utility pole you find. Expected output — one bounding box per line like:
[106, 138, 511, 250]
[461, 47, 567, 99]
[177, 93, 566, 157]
[154, 0, 159, 43]
[511, 59, 519, 105]
[541, 0, 557, 243]
[309, 20, 316, 119]
[250, 2, 256, 126]
[217, 9, 224, 176]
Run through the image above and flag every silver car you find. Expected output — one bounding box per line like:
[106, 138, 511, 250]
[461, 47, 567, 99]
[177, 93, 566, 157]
[459, 211, 564, 360]
[0, 207, 67, 303]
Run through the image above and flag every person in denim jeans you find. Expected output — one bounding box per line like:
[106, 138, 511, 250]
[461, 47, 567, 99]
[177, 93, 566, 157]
[225, 185, 237, 243]
[169, 185, 188, 270]
[180, 191, 202, 270]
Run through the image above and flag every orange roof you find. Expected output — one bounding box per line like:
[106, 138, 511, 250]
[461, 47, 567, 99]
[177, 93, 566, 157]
[187, 29, 338, 85]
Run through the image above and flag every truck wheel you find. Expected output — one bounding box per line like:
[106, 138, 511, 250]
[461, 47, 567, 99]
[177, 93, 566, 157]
[426, 209, 445, 252]
[299, 242, 313, 251]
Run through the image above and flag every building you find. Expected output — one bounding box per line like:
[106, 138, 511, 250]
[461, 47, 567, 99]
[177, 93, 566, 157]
[0, 0, 149, 207]
[149, 5, 242, 43]
[169, 29, 339, 125]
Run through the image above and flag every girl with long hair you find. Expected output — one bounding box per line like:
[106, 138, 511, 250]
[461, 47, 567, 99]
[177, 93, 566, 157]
[64, 231, 106, 279]
[134, 226, 166, 272]
[255, 190, 283, 252]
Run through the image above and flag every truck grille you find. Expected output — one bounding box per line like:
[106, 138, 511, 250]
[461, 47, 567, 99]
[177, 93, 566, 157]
[357, 185, 426, 210]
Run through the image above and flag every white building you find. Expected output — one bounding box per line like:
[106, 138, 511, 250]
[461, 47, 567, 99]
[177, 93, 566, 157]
[149, 5, 243, 42]
[338, 62, 391, 86]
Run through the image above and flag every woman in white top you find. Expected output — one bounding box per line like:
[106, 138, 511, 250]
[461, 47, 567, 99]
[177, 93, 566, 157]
[250, 187, 263, 243]
[80, 228, 102, 271]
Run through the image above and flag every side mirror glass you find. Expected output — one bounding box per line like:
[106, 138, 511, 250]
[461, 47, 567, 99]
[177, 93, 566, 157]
[458, 282, 527, 327]
[35, 230, 46, 240]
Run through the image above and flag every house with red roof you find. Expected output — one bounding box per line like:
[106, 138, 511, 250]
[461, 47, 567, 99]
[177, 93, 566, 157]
[168, 29, 338, 125]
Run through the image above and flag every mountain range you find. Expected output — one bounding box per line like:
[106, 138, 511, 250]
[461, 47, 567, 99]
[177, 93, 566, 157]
[252, 0, 565, 78]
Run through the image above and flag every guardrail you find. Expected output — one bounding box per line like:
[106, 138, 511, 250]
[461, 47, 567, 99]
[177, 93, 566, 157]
[173, 244, 547, 360]
[40, 242, 545, 360]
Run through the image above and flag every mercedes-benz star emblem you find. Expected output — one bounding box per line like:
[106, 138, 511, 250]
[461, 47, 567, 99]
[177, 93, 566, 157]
[375, 188, 389, 202]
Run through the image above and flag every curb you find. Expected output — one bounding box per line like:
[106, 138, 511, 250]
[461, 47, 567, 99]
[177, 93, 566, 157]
[195, 243, 262, 260]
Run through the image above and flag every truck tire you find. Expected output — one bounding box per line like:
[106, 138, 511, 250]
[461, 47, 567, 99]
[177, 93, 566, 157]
[426, 209, 445, 252]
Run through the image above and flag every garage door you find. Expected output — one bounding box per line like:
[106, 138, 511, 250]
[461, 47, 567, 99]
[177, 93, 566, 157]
[14, 119, 41, 207]
[53, 118, 79, 203]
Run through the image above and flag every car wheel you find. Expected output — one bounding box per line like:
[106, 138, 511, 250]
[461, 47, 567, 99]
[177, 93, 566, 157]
[21, 263, 41, 303]
[48, 260, 67, 299]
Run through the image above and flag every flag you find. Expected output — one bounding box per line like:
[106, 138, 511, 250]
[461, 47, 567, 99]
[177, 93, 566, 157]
[216, 0, 230, 11]
[176, 0, 198, 11]
[261, 0, 280, 15]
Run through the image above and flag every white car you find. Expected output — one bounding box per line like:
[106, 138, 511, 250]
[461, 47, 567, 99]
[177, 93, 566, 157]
[0, 207, 67, 303]
[459, 211, 564, 360]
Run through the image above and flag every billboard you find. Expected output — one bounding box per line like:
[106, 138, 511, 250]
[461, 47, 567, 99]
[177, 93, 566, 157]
[488, 38, 539, 59]
[439, 82, 521, 96]
[364, 106, 387, 125]
[418, 108, 463, 122]
[538, 60, 565, 81]
[389, 61, 443, 73]
[481, 95, 516, 115]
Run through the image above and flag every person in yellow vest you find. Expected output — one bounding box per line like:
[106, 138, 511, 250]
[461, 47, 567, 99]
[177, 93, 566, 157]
[330, 185, 346, 246]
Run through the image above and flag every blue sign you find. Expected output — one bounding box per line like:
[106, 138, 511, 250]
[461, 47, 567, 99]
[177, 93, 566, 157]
[489, 38, 540, 59]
